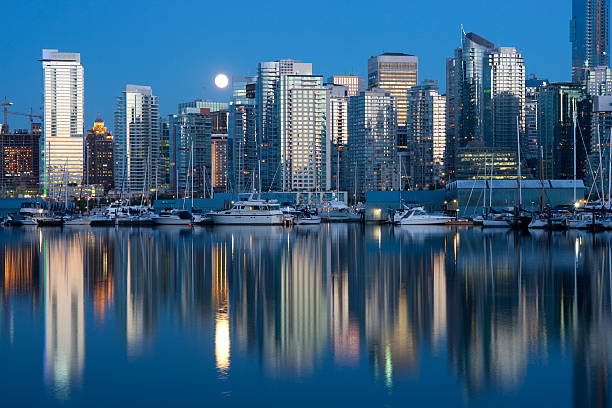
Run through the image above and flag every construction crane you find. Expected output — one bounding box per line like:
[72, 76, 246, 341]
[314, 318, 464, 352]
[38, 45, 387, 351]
[1, 97, 14, 133]
[6, 108, 42, 134]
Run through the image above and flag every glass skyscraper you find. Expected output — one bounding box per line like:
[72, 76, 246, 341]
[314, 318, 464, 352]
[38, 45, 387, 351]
[571, 0, 610, 83]
[41, 49, 84, 197]
[229, 76, 257, 192]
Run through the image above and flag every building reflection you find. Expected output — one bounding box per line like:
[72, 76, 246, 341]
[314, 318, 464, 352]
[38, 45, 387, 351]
[1, 226, 612, 405]
[43, 231, 85, 400]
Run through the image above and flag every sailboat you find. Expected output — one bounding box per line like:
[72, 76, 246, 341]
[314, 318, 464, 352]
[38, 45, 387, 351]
[508, 116, 532, 230]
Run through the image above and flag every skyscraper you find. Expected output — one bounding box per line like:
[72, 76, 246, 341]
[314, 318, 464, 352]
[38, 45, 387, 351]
[41, 49, 84, 196]
[277, 74, 328, 191]
[571, 0, 610, 82]
[367, 52, 418, 151]
[85, 115, 114, 192]
[326, 84, 349, 192]
[455, 29, 495, 148]
[445, 57, 459, 181]
[257, 59, 312, 191]
[537, 83, 592, 180]
[348, 88, 398, 201]
[483, 47, 526, 150]
[230, 76, 258, 192]
[0, 124, 40, 195]
[168, 109, 212, 197]
[525, 75, 549, 174]
[114, 85, 159, 197]
[406, 80, 446, 189]
[327, 75, 365, 97]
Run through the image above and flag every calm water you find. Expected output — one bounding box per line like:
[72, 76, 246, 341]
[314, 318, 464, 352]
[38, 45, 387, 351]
[1, 225, 611, 407]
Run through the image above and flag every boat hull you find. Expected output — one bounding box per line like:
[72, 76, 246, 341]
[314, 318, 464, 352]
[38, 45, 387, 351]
[294, 217, 322, 225]
[482, 219, 509, 228]
[210, 214, 284, 225]
[396, 217, 454, 226]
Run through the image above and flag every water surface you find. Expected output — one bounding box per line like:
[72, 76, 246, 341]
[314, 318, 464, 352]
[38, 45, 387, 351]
[0, 225, 611, 407]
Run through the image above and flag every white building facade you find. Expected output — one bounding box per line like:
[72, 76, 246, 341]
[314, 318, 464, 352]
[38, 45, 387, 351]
[114, 85, 159, 197]
[41, 49, 84, 196]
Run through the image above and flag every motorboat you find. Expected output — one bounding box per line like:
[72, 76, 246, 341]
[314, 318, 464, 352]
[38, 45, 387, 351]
[152, 209, 193, 226]
[528, 214, 568, 230]
[210, 199, 284, 225]
[36, 216, 63, 227]
[64, 216, 91, 226]
[317, 200, 360, 222]
[482, 215, 510, 228]
[10, 215, 38, 226]
[291, 210, 321, 225]
[393, 206, 454, 225]
[89, 213, 114, 226]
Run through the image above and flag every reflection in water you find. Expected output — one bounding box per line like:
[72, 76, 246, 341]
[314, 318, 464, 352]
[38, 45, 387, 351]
[43, 231, 85, 400]
[1, 226, 612, 405]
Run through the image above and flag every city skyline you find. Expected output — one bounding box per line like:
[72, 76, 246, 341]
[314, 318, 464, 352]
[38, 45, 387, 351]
[2, 0, 571, 131]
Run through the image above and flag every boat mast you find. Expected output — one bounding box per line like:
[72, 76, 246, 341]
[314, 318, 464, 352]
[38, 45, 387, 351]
[483, 154, 487, 215]
[490, 153, 494, 213]
[516, 116, 522, 208]
[609, 128, 612, 207]
[573, 107, 577, 204]
[598, 123, 605, 205]
[540, 146, 545, 211]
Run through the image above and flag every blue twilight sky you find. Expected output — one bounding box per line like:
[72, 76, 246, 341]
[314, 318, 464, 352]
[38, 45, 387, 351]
[1, 0, 571, 131]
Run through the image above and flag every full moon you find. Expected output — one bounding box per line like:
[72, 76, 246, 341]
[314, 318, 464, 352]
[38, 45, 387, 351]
[214, 73, 229, 89]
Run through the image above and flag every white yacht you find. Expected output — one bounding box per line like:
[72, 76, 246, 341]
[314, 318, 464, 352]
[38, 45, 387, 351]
[393, 206, 454, 225]
[152, 209, 193, 226]
[64, 216, 91, 226]
[210, 199, 284, 225]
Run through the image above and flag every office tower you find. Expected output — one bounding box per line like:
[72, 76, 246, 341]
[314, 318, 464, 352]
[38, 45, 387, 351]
[230, 76, 257, 192]
[84, 115, 114, 192]
[0, 123, 40, 195]
[445, 57, 459, 181]
[326, 84, 349, 192]
[571, 0, 610, 82]
[278, 74, 329, 191]
[367, 52, 418, 153]
[525, 75, 550, 175]
[455, 29, 495, 148]
[348, 88, 398, 201]
[406, 80, 446, 189]
[585, 66, 612, 95]
[114, 85, 159, 197]
[158, 117, 170, 192]
[41, 49, 84, 196]
[211, 109, 229, 192]
[483, 47, 525, 150]
[168, 109, 211, 197]
[257, 59, 312, 191]
[537, 83, 592, 180]
[327, 75, 365, 97]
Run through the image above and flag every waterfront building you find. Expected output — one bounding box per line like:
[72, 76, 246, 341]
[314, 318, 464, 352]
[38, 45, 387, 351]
[571, 0, 610, 82]
[0, 123, 40, 195]
[257, 59, 312, 191]
[585, 66, 612, 95]
[348, 88, 397, 202]
[229, 76, 257, 192]
[537, 82, 592, 180]
[84, 115, 113, 192]
[454, 145, 519, 180]
[327, 75, 365, 97]
[525, 76, 550, 175]
[278, 74, 329, 191]
[41, 49, 84, 197]
[367, 52, 418, 154]
[483, 47, 525, 150]
[406, 79, 446, 189]
[168, 109, 211, 197]
[114, 85, 159, 197]
[326, 84, 349, 192]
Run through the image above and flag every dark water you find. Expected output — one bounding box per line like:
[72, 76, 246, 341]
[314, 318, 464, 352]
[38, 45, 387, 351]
[1, 225, 611, 407]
